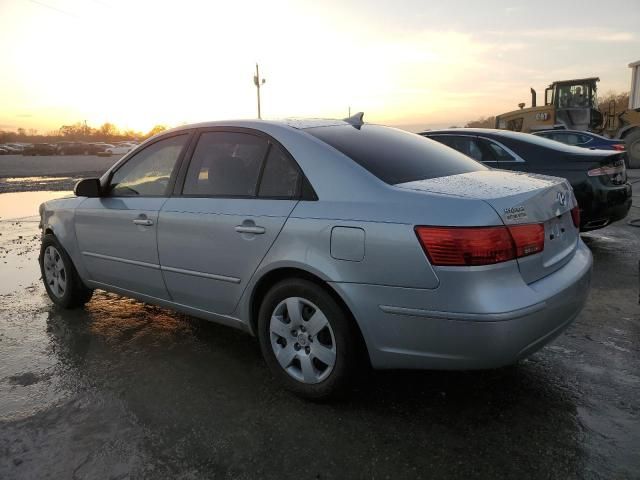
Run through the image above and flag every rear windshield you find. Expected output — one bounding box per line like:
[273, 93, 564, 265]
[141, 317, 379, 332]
[305, 124, 487, 185]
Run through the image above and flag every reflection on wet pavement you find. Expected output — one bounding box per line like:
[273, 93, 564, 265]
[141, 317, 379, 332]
[0, 191, 70, 220]
[1, 203, 639, 478]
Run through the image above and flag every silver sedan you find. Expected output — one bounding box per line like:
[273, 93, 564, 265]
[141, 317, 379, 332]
[38, 115, 592, 399]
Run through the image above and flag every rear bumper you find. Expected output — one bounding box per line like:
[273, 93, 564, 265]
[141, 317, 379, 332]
[332, 241, 592, 370]
[578, 180, 632, 231]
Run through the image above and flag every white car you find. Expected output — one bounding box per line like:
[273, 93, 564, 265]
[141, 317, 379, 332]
[105, 144, 135, 155]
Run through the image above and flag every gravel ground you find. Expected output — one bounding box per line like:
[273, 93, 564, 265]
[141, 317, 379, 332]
[0, 173, 638, 479]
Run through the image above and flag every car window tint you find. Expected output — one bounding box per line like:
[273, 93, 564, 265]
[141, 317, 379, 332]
[258, 144, 301, 198]
[109, 134, 188, 196]
[183, 131, 268, 196]
[306, 125, 486, 185]
[433, 136, 490, 162]
[484, 140, 516, 162]
[563, 133, 583, 145]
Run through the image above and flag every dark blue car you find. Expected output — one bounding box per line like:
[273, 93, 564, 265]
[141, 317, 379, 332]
[532, 130, 629, 166]
[422, 128, 632, 231]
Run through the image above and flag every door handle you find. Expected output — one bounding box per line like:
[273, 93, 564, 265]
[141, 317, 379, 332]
[133, 218, 154, 226]
[234, 225, 265, 234]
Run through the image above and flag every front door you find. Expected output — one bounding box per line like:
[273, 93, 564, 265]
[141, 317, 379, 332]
[75, 133, 191, 299]
[158, 130, 302, 314]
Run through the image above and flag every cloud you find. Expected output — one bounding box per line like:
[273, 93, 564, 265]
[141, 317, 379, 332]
[488, 28, 635, 43]
[596, 32, 635, 42]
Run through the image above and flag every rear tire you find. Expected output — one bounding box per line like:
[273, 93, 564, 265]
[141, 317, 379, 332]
[257, 278, 359, 400]
[39, 234, 93, 309]
[624, 129, 640, 169]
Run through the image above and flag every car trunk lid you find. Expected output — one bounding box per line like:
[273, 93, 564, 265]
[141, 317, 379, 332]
[397, 170, 578, 283]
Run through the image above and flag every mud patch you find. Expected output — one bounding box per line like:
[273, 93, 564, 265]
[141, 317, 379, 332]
[6, 372, 49, 387]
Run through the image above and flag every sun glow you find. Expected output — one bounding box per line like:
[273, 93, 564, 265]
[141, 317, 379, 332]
[1, 0, 637, 134]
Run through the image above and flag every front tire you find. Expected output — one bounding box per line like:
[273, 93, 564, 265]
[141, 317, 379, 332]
[257, 279, 359, 400]
[39, 234, 93, 308]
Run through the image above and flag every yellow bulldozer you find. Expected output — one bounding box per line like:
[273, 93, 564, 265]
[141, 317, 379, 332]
[495, 61, 640, 168]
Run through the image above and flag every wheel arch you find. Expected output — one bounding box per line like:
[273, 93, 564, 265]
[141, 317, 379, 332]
[247, 266, 371, 366]
[619, 125, 639, 139]
[40, 206, 90, 283]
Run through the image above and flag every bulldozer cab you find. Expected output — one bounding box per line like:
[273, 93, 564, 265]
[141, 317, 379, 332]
[545, 77, 602, 130]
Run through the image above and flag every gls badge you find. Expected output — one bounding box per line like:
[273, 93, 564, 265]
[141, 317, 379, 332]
[556, 191, 567, 207]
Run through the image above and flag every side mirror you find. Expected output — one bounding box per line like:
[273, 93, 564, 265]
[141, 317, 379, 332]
[74, 178, 102, 197]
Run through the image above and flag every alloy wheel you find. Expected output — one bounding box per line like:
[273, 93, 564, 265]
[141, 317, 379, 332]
[43, 246, 67, 298]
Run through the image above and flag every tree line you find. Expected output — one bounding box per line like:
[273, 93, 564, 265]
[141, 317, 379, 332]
[0, 122, 168, 144]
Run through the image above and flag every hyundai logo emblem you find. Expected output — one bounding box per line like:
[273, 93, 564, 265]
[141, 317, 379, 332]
[556, 191, 567, 207]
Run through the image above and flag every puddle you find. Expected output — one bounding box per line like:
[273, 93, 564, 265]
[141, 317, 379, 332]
[0, 220, 42, 295]
[0, 191, 71, 220]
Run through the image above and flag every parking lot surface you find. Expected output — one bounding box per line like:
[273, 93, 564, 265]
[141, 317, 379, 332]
[0, 173, 638, 479]
[0, 155, 119, 193]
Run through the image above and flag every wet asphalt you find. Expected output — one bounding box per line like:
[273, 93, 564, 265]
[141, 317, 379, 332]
[0, 177, 639, 479]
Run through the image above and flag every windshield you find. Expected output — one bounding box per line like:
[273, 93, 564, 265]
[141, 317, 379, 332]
[556, 83, 596, 109]
[305, 124, 487, 185]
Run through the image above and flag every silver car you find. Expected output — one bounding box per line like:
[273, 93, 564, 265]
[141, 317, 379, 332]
[39, 116, 592, 399]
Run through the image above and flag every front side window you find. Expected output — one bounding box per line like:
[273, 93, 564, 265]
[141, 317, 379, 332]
[183, 132, 268, 196]
[109, 134, 188, 196]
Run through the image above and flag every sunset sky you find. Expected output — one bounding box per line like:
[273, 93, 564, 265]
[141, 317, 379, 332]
[1, 0, 639, 134]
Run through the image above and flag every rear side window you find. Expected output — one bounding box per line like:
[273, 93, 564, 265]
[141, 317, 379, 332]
[183, 132, 268, 196]
[258, 144, 301, 198]
[483, 140, 516, 162]
[556, 132, 587, 146]
[433, 135, 491, 163]
[305, 125, 486, 185]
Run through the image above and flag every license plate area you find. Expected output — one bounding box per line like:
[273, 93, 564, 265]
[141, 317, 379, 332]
[542, 212, 577, 268]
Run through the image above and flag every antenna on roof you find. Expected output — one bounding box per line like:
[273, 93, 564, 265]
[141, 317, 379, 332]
[343, 111, 364, 126]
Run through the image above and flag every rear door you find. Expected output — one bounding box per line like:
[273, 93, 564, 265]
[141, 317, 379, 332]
[75, 132, 191, 299]
[158, 129, 302, 315]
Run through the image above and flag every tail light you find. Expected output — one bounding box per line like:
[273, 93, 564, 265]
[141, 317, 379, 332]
[508, 224, 545, 257]
[571, 206, 581, 229]
[587, 159, 626, 185]
[611, 144, 625, 151]
[415, 224, 544, 267]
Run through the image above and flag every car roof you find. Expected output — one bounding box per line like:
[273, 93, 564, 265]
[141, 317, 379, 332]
[532, 129, 612, 140]
[421, 127, 618, 155]
[162, 118, 354, 136]
[421, 128, 532, 139]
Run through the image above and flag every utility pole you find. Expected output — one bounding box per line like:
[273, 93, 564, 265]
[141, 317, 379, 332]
[253, 63, 266, 119]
